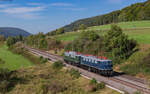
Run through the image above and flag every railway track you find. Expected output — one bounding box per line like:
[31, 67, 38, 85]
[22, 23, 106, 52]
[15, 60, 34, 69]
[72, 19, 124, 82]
[120, 75, 147, 84]
[25, 46, 150, 94]
[110, 77, 150, 94]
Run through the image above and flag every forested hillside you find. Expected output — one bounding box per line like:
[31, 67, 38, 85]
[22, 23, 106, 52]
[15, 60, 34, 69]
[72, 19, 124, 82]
[62, 0, 150, 32]
[0, 27, 31, 38]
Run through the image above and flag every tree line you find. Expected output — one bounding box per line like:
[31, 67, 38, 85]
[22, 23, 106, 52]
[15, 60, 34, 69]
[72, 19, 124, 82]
[61, 0, 150, 32]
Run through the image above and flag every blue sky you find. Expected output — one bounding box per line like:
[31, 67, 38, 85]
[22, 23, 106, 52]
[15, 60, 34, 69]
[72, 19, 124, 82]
[0, 0, 147, 34]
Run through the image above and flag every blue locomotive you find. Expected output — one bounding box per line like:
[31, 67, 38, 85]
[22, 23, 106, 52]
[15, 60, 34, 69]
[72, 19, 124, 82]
[64, 51, 113, 76]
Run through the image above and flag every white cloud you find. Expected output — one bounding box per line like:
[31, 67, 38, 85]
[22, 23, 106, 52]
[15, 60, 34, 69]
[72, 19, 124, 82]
[50, 3, 73, 7]
[0, 3, 46, 19]
[0, 4, 15, 8]
[10, 13, 41, 19]
[1, 6, 45, 14]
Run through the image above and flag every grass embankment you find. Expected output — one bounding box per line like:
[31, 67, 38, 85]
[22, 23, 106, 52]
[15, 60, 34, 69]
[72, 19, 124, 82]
[8, 63, 120, 94]
[0, 44, 33, 70]
[119, 44, 150, 78]
[55, 21, 150, 44]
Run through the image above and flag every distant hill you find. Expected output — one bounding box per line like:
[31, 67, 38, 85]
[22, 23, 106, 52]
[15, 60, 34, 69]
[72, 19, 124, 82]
[0, 27, 31, 38]
[62, 0, 150, 32]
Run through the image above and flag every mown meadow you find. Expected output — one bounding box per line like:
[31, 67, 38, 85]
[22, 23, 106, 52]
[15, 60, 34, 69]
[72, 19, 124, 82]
[88, 21, 150, 31]
[0, 44, 33, 70]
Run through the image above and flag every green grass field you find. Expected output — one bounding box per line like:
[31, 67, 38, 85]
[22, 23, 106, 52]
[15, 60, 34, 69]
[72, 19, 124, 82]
[0, 44, 33, 70]
[124, 29, 150, 44]
[55, 21, 150, 44]
[88, 21, 150, 31]
[55, 32, 81, 42]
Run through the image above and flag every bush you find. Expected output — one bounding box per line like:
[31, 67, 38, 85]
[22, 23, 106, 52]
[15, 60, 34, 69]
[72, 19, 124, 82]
[68, 68, 80, 79]
[0, 80, 10, 94]
[0, 68, 11, 94]
[104, 25, 137, 61]
[96, 82, 105, 89]
[90, 78, 97, 85]
[52, 61, 64, 70]
[79, 24, 87, 31]
[40, 56, 48, 64]
[88, 79, 105, 92]
[0, 68, 10, 80]
[6, 35, 23, 47]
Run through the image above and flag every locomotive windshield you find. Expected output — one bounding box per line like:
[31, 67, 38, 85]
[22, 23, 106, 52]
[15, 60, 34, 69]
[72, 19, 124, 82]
[106, 61, 112, 65]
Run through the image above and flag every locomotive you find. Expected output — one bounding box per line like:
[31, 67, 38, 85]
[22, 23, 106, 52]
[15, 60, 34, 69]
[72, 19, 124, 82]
[64, 51, 113, 76]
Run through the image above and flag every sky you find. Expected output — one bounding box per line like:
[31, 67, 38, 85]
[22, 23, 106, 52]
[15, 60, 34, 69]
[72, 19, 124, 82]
[0, 0, 147, 34]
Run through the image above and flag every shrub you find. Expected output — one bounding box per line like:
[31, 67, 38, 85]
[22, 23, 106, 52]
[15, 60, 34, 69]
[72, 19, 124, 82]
[0, 80, 10, 94]
[96, 82, 105, 89]
[104, 25, 137, 62]
[40, 56, 43, 59]
[0, 68, 10, 80]
[90, 78, 97, 85]
[52, 61, 64, 70]
[68, 68, 80, 79]
[40, 56, 48, 64]
[0, 68, 12, 94]
[88, 79, 105, 92]
[6, 37, 16, 47]
[79, 24, 87, 31]
[6, 35, 23, 47]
